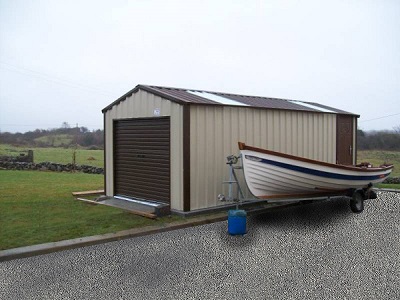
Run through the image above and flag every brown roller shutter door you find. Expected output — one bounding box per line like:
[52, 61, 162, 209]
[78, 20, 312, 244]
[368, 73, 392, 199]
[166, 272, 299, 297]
[113, 117, 170, 203]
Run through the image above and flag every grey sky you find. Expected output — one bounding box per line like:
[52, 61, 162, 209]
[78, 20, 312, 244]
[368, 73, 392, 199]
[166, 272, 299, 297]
[0, 0, 399, 133]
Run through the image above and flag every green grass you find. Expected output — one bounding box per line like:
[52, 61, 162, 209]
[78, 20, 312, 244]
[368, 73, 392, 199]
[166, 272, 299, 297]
[357, 150, 400, 177]
[0, 170, 181, 250]
[376, 183, 400, 189]
[0, 144, 104, 167]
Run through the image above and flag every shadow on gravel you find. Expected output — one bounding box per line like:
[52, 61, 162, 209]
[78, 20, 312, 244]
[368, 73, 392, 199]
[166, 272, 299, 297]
[218, 197, 356, 248]
[251, 197, 352, 228]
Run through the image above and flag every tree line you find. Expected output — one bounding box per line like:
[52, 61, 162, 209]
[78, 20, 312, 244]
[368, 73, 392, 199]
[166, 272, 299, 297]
[357, 129, 400, 151]
[1, 124, 399, 151]
[0, 123, 104, 149]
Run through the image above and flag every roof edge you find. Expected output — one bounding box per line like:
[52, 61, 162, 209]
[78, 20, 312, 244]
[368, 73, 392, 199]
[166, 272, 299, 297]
[102, 84, 359, 117]
[102, 85, 140, 113]
[139, 85, 189, 105]
[102, 84, 191, 113]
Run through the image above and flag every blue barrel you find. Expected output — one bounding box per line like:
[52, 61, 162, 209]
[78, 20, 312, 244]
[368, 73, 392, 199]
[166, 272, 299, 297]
[228, 209, 247, 235]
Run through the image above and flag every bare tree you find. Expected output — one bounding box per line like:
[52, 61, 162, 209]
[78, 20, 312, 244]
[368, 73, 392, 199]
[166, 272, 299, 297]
[61, 122, 70, 129]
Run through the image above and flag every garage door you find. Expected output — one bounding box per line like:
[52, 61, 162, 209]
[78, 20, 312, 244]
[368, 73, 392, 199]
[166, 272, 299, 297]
[113, 117, 170, 203]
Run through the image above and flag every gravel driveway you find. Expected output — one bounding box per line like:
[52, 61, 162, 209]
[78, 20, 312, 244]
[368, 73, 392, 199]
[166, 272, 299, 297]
[1, 192, 399, 299]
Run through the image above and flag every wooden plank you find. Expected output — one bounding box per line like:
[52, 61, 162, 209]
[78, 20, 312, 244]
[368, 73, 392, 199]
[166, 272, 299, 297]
[72, 190, 104, 196]
[75, 197, 101, 204]
[75, 197, 157, 219]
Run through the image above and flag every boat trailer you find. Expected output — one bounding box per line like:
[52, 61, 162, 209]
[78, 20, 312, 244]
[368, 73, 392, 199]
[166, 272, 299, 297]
[219, 154, 378, 214]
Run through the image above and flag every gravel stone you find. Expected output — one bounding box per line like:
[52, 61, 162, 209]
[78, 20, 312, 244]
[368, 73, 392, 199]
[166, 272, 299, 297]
[0, 192, 399, 299]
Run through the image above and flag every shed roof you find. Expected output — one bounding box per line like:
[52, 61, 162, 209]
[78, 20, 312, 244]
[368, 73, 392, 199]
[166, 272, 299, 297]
[102, 84, 358, 116]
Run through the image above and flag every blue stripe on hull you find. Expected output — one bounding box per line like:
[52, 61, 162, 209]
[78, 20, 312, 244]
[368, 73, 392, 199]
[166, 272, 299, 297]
[244, 155, 389, 181]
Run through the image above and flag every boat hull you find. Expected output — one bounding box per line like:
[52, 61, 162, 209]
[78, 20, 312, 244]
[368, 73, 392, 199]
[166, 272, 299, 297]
[239, 143, 393, 199]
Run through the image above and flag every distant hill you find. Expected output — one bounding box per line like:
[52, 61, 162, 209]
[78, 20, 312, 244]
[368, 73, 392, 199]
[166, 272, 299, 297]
[34, 134, 74, 147]
[0, 125, 104, 149]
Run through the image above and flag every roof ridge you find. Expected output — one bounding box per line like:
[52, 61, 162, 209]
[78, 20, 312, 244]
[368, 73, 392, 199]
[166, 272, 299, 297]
[102, 84, 357, 117]
[143, 84, 300, 102]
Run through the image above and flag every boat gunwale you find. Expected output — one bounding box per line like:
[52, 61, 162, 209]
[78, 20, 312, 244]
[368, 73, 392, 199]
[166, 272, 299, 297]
[238, 142, 393, 173]
[256, 190, 350, 199]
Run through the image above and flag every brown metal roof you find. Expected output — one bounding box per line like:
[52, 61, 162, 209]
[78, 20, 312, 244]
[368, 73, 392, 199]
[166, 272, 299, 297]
[102, 84, 358, 116]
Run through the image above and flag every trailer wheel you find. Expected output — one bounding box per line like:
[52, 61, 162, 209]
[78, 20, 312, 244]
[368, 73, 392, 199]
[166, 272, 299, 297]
[350, 191, 364, 213]
[367, 189, 377, 200]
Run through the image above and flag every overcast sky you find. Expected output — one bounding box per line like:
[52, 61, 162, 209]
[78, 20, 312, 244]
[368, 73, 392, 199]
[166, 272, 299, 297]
[1, 0, 399, 133]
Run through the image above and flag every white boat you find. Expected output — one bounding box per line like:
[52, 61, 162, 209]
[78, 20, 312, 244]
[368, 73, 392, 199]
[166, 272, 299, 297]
[238, 142, 394, 200]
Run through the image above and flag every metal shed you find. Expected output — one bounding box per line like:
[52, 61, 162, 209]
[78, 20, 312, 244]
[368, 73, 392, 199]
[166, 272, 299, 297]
[102, 85, 359, 213]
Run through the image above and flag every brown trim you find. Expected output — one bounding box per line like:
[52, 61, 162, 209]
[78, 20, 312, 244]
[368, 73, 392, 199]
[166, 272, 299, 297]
[355, 117, 358, 165]
[103, 113, 107, 195]
[112, 119, 117, 197]
[238, 142, 393, 172]
[183, 105, 191, 211]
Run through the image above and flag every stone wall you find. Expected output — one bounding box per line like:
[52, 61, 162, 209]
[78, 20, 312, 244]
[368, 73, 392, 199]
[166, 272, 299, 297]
[0, 150, 34, 163]
[383, 177, 400, 184]
[0, 161, 103, 174]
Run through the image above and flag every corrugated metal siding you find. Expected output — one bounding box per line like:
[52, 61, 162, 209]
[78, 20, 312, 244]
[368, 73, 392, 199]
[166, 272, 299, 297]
[113, 118, 170, 202]
[189, 106, 337, 210]
[104, 89, 184, 210]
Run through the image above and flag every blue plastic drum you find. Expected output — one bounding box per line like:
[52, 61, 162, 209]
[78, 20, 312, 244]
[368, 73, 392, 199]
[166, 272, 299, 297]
[228, 209, 247, 235]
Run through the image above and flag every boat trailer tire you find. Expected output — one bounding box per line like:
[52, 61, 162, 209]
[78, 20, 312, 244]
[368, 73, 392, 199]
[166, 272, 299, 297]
[367, 189, 377, 200]
[350, 191, 364, 213]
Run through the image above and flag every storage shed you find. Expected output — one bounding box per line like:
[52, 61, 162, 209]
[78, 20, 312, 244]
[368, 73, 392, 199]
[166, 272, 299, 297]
[102, 85, 359, 213]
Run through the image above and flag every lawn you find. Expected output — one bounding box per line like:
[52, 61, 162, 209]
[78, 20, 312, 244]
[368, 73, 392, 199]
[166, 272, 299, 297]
[0, 170, 180, 250]
[0, 144, 104, 167]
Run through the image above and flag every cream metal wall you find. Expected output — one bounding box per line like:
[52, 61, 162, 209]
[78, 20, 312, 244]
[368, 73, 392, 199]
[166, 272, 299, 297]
[104, 90, 185, 211]
[189, 105, 338, 210]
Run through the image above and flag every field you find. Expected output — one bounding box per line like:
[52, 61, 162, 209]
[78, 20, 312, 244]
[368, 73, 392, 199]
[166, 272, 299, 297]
[34, 134, 73, 147]
[357, 150, 400, 177]
[0, 170, 180, 250]
[0, 144, 104, 168]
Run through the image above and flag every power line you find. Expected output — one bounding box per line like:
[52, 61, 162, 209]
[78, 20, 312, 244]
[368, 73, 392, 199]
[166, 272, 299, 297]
[0, 61, 117, 97]
[359, 112, 400, 123]
[0, 123, 102, 127]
